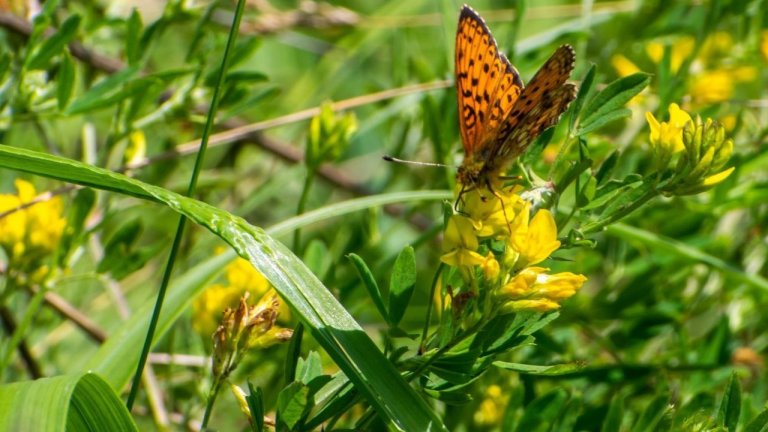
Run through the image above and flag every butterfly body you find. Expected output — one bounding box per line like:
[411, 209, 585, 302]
[455, 5, 576, 194]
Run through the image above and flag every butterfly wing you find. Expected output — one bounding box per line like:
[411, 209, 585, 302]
[489, 45, 576, 163]
[455, 6, 523, 156]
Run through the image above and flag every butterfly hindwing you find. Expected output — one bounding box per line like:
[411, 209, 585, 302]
[491, 45, 576, 162]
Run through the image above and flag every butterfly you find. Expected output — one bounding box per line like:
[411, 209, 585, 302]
[454, 5, 576, 198]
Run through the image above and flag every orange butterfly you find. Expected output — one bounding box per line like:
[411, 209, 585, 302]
[455, 5, 576, 196]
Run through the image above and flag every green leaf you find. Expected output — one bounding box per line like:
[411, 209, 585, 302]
[745, 408, 768, 432]
[56, 53, 75, 109]
[576, 108, 632, 136]
[277, 382, 310, 430]
[492, 362, 584, 376]
[388, 246, 416, 326]
[515, 389, 568, 432]
[26, 14, 81, 70]
[577, 73, 650, 134]
[717, 372, 741, 431]
[630, 394, 670, 432]
[581, 180, 643, 211]
[348, 253, 389, 323]
[576, 171, 597, 207]
[303, 239, 331, 280]
[0, 144, 447, 432]
[602, 393, 625, 432]
[246, 383, 264, 432]
[125, 10, 143, 67]
[65, 67, 142, 114]
[569, 63, 596, 132]
[0, 373, 137, 431]
[297, 351, 324, 385]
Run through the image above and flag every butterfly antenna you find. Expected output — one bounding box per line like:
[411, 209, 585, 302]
[382, 155, 453, 169]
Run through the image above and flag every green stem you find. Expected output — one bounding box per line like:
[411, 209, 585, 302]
[580, 187, 657, 235]
[125, 0, 247, 410]
[419, 263, 444, 353]
[200, 376, 224, 430]
[292, 171, 315, 251]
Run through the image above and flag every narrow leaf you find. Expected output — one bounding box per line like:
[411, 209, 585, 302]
[125, 10, 143, 66]
[569, 63, 596, 131]
[56, 53, 75, 109]
[580, 73, 650, 127]
[388, 246, 417, 326]
[348, 253, 389, 323]
[717, 372, 741, 431]
[26, 14, 81, 70]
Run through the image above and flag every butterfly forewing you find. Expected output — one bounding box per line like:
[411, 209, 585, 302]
[455, 6, 523, 156]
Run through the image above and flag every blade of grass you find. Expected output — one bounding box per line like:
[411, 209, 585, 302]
[0, 144, 448, 431]
[125, 0, 247, 410]
[606, 223, 768, 293]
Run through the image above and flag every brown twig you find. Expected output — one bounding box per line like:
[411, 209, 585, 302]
[0, 305, 43, 378]
[232, 0, 359, 34]
[0, 11, 124, 73]
[35, 288, 107, 342]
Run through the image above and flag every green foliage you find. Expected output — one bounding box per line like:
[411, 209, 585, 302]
[0, 373, 137, 431]
[0, 1, 766, 431]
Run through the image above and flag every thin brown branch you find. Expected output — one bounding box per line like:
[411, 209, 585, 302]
[35, 287, 108, 342]
[0, 305, 43, 378]
[0, 10, 124, 73]
[232, 0, 359, 34]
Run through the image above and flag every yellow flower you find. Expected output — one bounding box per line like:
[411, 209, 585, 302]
[611, 54, 641, 77]
[502, 298, 561, 313]
[646, 37, 694, 72]
[0, 179, 65, 263]
[534, 272, 588, 300]
[193, 256, 286, 337]
[440, 215, 485, 270]
[461, 188, 524, 238]
[667, 118, 735, 195]
[509, 209, 561, 268]
[646, 103, 693, 171]
[480, 252, 500, 280]
[474, 384, 508, 426]
[761, 30, 768, 62]
[498, 267, 586, 313]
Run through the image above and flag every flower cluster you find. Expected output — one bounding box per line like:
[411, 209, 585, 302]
[212, 292, 293, 382]
[441, 187, 586, 314]
[0, 179, 66, 282]
[193, 253, 290, 337]
[646, 103, 734, 195]
[612, 32, 757, 105]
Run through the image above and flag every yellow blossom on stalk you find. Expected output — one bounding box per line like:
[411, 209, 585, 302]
[498, 267, 586, 313]
[508, 208, 561, 269]
[645, 103, 692, 169]
[0, 179, 65, 277]
[480, 252, 500, 281]
[440, 215, 485, 271]
[212, 291, 293, 381]
[193, 255, 288, 337]
[460, 188, 524, 238]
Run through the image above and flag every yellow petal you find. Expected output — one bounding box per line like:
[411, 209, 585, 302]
[701, 166, 735, 187]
